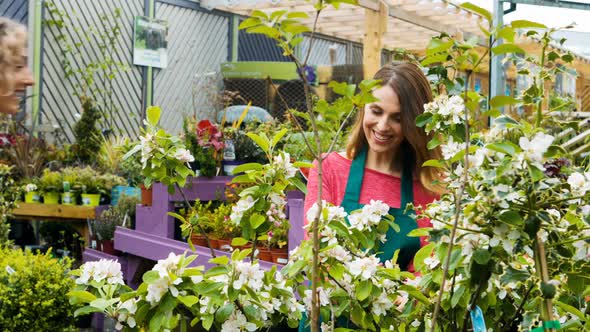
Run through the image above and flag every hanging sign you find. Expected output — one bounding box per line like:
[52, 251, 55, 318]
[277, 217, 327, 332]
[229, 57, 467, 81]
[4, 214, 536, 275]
[133, 16, 169, 68]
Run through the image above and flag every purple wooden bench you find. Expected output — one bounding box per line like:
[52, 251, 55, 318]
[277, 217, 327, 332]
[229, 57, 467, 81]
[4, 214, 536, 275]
[84, 176, 305, 286]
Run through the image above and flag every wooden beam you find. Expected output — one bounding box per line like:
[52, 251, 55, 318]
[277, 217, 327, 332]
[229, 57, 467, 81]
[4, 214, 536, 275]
[363, 2, 388, 79]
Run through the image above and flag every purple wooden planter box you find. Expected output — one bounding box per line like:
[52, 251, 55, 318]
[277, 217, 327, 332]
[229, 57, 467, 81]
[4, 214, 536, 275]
[107, 176, 304, 284]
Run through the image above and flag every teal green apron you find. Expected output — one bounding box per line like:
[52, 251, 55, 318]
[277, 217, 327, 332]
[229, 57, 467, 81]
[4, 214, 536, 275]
[341, 146, 420, 267]
[299, 146, 420, 331]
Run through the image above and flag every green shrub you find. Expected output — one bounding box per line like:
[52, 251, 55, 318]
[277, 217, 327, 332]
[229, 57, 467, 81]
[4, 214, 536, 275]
[0, 247, 75, 331]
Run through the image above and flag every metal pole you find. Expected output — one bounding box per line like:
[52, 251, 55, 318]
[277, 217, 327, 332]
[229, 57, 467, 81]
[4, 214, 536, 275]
[490, 0, 505, 118]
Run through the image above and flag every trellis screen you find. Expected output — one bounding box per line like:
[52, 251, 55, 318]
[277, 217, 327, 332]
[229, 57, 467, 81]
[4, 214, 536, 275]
[153, 3, 230, 134]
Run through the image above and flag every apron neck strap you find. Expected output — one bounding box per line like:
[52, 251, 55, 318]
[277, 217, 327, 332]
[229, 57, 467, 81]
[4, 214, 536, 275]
[342, 146, 367, 205]
[342, 145, 414, 208]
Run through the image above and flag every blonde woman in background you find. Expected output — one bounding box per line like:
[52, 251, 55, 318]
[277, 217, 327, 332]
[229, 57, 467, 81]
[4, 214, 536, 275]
[0, 17, 34, 115]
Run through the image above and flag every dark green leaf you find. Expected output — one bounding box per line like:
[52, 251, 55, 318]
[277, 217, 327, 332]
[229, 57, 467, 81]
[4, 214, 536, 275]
[498, 210, 523, 226]
[473, 249, 491, 265]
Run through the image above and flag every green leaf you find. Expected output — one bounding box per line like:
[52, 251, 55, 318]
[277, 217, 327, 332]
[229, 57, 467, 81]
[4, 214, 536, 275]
[201, 314, 214, 330]
[421, 54, 449, 67]
[286, 12, 308, 19]
[407, 227, 432, 237]
[426, 38, 454, 56]
[486, 142, 520, 156]
[426, 136, 442, 150]
[238, 17, 261, 30]
[249, 213, 266, 230]
[399, 285, 429, 304]
[143, 270, 160, 283]
[146, 106, 161, 126]
[490, 95, 520, 108]
[496, 26, 515, 43]
[231, 237, 248, 247]
[232, 163, 262, 174]
[149, 311, 164, 332]
[67, 290, 97, 303]
[422, 159, 445, 168]
[356, 280, 372, 301]
[328, 263, 344, 280]
[209, 255, 229, 265]
[473, 249, 491, 265]
[561, 53, 574, 63]
[246, 133, 270, 153]
[288, 176, 308, 194]
[451, 285, 466, 308]
[415, 113, 432, 127]
[215, 303, 234, 323]
[74, 306, 102, 317]
[510, 20, 546, 29]
[491, 43, 525, 55]
[413, 243, 435, 272]
[178, 295, 199, 307]
[271, 128, 288, 148]
[204, 266, 229, 278]
[498, 210, 523, 226]
[460, 2, 491, 22]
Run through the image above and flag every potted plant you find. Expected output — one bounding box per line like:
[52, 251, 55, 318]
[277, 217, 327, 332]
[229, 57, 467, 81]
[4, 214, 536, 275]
[93, 207, 122, 255]
[208, 202, 238, 251]
[180, 199, 214, 248]
[184, 118, 224, 177]
[22, 179, 40, 203]
[123, 106, 195, 204]
[99, 173, 127, 204]
[38, 169, 62, 204]
[60, 168, 78, 205]
[75, 167, 105, 206]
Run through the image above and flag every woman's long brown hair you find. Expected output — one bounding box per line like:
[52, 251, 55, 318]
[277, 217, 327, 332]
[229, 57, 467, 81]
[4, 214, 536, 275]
[346, 62, 444, 195]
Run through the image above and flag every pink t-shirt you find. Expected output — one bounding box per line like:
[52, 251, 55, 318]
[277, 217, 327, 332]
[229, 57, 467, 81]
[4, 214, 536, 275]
[304, 152, 438, 249]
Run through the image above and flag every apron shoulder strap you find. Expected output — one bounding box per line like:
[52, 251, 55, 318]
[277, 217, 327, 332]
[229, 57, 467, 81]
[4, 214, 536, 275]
[342, 147, 367, 206]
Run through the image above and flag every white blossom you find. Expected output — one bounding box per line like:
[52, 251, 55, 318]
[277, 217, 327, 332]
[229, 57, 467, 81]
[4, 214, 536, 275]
[347, 255, 380, 280]
[76, 259, 124, 285]
[173, 148, 194, 163]
[567, 172, 590, 195]
[518, 132, 554, 163]
[273, 152, 297, 179]
[24, 183, 37, 192]
[372, 291, 394, 316]
[230, 195, 257, 224]
[221, 310, 257, 332]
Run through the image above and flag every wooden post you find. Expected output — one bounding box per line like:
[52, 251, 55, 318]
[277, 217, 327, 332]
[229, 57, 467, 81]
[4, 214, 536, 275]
[363, 2, 388, 79]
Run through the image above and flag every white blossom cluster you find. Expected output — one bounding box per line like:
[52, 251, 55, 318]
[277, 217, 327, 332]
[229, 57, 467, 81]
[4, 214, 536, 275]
[423, 94, 465, 129]
[272, 152, 298, 179]
[114, 298, 138, 330]
[514, 132, 554, 169]
[146, 252, 191, 305]
[347, 199, 390, 232]
[567, 172, 590, 196]
[76, 259, 125, 285]
[229, 195, 257, 225]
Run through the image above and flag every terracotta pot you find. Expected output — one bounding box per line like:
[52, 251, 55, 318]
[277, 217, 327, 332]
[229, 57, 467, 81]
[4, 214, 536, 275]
[100, 240, 120, 256]
[256, 247, 273, 262]
[208, 238, 220, 250]
[271, 250, 289, 265]
[140, 184, 152, 206]
[190, 234, 209, 247]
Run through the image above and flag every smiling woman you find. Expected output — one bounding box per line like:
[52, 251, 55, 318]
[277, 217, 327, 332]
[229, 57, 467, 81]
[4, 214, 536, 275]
[305, 62, 445, 271]
[0, 17, 34, 115]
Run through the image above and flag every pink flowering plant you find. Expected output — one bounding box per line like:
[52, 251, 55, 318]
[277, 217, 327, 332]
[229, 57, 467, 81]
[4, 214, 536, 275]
[123, 106, 195, 193]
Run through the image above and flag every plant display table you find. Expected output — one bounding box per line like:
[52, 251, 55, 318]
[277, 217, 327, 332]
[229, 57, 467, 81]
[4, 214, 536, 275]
[82, 177, 305, 284]
[12, 203, 108, 246]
